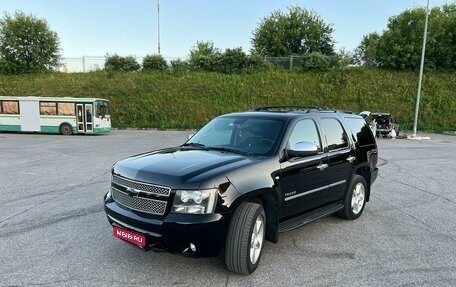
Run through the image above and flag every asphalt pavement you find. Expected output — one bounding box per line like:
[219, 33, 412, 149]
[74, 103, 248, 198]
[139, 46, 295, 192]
[0, 130, 455, 287]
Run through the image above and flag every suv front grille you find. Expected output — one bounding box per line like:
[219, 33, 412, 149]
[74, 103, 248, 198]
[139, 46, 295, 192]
[112, 175, 171, 196]
[112, 187, 167, 215]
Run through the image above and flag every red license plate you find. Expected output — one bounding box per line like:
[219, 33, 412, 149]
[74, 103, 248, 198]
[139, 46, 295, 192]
[113, 227, 146, 247]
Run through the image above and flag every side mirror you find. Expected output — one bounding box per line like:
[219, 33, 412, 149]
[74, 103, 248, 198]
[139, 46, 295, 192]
[187, 133, 195, 140]
[286, 141, 318, 159]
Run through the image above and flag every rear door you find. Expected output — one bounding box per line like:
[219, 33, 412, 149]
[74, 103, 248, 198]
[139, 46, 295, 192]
[319, 117, 353, 202]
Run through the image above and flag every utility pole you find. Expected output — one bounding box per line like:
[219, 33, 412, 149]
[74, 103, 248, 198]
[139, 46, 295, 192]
[412, 0, 430, 137]
[157, 0, 161, 55]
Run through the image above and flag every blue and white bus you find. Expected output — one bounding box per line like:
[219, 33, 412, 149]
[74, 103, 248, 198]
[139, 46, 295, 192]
[0, 96, 111, 135]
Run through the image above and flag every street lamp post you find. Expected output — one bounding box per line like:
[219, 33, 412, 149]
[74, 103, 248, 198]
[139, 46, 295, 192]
[412, 0, 430, 137]
[157, 0, 161, 55]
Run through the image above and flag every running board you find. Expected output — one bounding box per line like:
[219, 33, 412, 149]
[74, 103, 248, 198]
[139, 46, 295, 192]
[278, 203, 344, 233]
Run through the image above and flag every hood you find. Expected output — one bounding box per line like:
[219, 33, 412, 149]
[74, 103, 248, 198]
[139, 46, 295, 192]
[113, 147, 258, 189]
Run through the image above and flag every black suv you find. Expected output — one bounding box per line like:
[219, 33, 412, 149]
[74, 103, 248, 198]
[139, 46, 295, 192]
[104, 107, 378, 274]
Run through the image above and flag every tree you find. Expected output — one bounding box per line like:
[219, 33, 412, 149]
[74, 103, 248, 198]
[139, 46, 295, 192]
[142, 54, 168, 71]
[356, 4, 456, 70]
[0, 11, 61, 74]
[353, 33, 380, 67]
[251, 6, 335, 57]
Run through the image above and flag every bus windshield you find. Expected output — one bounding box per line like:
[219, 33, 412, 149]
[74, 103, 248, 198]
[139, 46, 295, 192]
[96, 100, 109, 118]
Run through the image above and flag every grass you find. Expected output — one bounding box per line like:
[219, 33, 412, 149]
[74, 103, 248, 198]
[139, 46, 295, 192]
[0, 68, 455, 131]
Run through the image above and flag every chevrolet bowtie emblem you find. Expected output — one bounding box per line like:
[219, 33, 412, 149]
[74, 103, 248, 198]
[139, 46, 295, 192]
[125, 187, 140, 197]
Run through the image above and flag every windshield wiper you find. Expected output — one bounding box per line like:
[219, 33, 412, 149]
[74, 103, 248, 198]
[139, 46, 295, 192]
[207, 146, 249, 156]
[180, 142, 209, 150]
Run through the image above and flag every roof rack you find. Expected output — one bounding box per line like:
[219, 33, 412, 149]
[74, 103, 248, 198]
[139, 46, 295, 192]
[251, 106, 352, 114]
[252, 106, 328, 113]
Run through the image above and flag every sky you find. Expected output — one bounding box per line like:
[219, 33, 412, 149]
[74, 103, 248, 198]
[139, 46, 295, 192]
[0, 0, 453, 59]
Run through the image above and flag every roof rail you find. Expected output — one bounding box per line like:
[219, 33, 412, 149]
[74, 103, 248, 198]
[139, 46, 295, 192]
[251, 106, 354, 114]
[252, 106, 329, 113]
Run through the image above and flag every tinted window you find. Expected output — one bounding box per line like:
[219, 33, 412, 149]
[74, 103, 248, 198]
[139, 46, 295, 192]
[320, 118, 349, 151]
[344, 117, 375, 146]
[287, 119, 321, 151]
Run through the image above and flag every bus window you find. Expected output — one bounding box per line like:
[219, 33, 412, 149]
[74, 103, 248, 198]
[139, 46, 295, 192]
[1, 101, 19, 114]
[58, 102, 75, 116]
[96, 100, 109, 118]
[40, 102, 57, 115]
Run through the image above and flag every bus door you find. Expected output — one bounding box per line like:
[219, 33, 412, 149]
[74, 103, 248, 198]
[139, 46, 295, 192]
[76, 103, 93, 133]
[19, 100, 40, 132]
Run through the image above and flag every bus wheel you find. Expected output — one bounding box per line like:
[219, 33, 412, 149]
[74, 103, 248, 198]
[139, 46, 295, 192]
[60, 123, 73, 135]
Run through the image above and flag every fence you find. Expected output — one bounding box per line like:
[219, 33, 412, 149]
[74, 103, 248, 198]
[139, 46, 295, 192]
[60, 56, 182, 73]
[60, 55, 308, 73]
[264, 56, 306, 70]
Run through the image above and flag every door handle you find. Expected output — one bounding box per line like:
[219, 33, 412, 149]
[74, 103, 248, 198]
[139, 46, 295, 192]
[346, 156, 356, 163]
[316, 163, 328, 171]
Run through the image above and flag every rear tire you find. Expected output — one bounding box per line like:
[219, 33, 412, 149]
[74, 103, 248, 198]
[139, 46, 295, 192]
[225, 202, 265, 275]
[337, 175, 367, 220]
[60, 123, 73, 135]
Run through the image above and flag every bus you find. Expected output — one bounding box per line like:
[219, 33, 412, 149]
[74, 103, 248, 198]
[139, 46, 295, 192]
[0, 96, 111, 135]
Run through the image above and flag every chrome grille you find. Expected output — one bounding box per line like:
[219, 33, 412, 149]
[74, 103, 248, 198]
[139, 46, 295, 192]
[112, 175, 171, 196]
[112, 187, 167, 215]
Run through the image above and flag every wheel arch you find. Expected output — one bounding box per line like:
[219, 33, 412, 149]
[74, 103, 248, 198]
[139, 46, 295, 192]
[354, 165, 371, 202]
[59, 122, 74, 135]
[229, 188, 280, 244]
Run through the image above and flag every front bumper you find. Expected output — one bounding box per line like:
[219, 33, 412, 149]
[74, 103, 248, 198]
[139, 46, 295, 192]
[104, 192, 230, 257]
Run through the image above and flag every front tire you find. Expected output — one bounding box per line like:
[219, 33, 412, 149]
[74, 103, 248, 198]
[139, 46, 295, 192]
[225, 202, 266, 275]
[338, 175, 367, 220]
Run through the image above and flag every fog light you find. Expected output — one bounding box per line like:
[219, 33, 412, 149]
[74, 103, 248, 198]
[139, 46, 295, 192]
[183, 243, 197, 254]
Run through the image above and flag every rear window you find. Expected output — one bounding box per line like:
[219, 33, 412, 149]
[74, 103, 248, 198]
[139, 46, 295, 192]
[344, 117, 375, 146]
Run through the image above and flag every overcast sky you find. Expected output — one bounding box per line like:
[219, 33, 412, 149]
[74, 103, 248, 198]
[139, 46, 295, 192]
[0, 0, 452, 58]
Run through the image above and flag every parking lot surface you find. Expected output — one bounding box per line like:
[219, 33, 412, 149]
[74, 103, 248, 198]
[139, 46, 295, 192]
[1, 130, 455, 287]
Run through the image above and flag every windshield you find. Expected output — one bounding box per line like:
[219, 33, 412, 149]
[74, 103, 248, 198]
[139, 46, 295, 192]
[187, 116, 285, 156]
[95, 100, 109, 118]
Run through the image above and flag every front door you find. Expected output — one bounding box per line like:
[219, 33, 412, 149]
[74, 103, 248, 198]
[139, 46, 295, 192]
[278, 119, 329, 218]
[76, 103, 93, 133]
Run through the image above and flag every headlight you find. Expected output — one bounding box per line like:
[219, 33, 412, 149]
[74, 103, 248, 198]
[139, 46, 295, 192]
[172, 189, 217, 214]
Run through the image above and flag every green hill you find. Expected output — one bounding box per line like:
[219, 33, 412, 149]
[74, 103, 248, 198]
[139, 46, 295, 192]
[1, 68, 455, 131]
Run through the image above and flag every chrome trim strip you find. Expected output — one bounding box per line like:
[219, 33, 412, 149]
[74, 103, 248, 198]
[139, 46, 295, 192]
[112, 174, 171, 197]
[284, 180, 346, 202]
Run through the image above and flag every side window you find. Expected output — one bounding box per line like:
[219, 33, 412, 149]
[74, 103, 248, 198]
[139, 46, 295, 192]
[287, 119, 321, 151]
[320, 118, 349, 151]
[343, 117, 375, 146]
[1, 101, 19, 114]
[57, 102, 75, 116]
[40, 102, 57, 115]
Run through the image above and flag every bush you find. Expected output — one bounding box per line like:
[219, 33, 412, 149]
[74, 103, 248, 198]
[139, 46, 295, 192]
[300, 52, 331, 72]
[170, 59, 189, 73]
[142, 54, 168, 71]
[247, 54, 267, 71]
[104, 54, 140, 72]
[300, 52, 345, 72]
